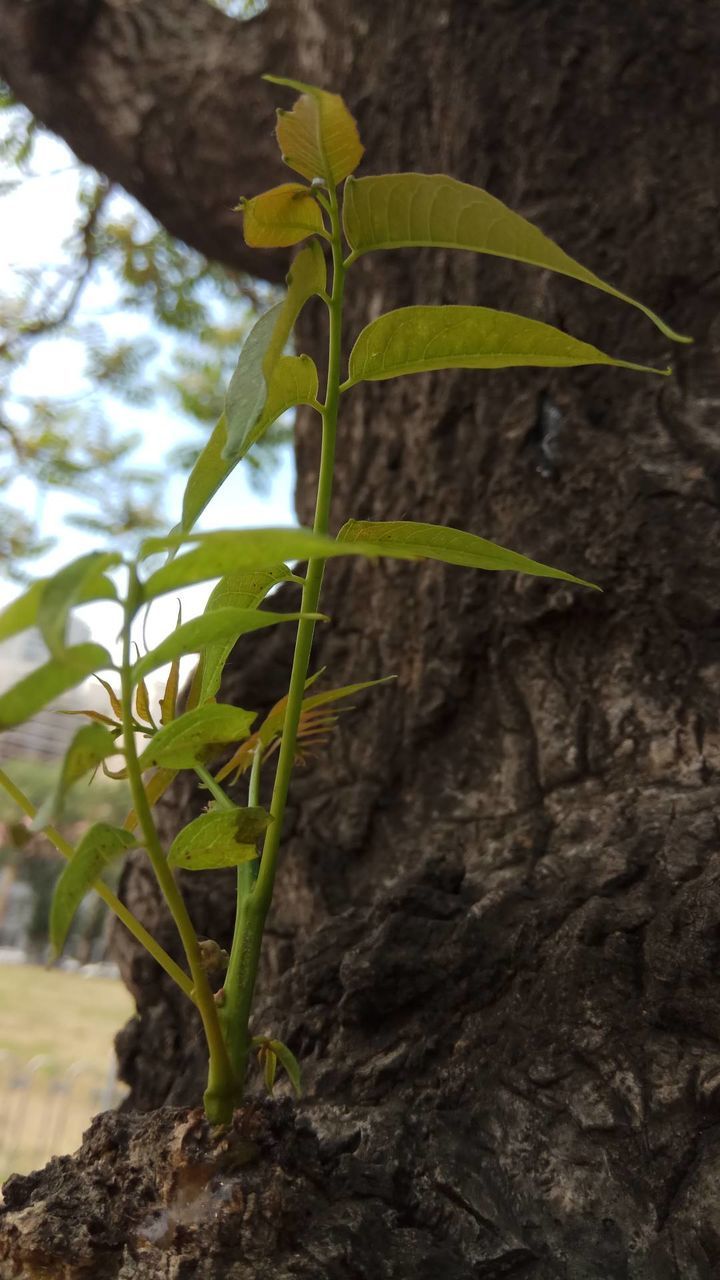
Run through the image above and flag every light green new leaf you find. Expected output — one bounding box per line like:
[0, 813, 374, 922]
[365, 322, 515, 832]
[269, 1038, 302, 1098]
[343, 174, 690, 344]
[33, 722, 118, 830]
[167, 807, 271, 870]
[137, 704, 256, 770]
[345, 306, 670, 388]
[338, 520, 598, 589]
[134, 607, 319, 683]
[0, 566, 118, 646]
[0, 644, 113, 730]
[37, 552, 122, 657]
[139, 527, 418, 600]
[223, 242, 325, 464]
[263, 1047, 278, 1093]
[50, 823, 137, 957]
[266, 75, 364, 186]
[180, 353, 318, 536]
[198, 566, 294, 704]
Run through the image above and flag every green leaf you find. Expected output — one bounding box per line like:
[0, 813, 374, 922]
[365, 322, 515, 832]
[223, 242, 325, 464]
[241, 183, 325, 248]
[268, 1038, 302, 1098]
[245, 354, 318, 456]
[343, 174, 691, 344]
[50, 823, 137, 957]
[345, 306, 670, 388]
[37, 552, 122, 657]
[33, 723, 118, 830]
[180, 353, 318, 535]
[167, 807, 271, 870]
[198, 566, 293, 704]
[180, 413, 231, 535]
[0, 644, 113, 730]
[337, 520, 598, 588]
[139, 526, 419, 600]
[265, 75, 364, 186]
[0, 565, 118, 645]
[134, 607, 322, 682]
[137, 704, 256, 770]
[224, 302, 286, 463]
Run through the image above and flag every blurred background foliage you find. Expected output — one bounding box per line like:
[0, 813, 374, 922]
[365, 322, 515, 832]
[0, 1, 285, 582]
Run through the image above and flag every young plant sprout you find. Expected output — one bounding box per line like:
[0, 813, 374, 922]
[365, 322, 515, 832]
[0, 78, 689, 1125]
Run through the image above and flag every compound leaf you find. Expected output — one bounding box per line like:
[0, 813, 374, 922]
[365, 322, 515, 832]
[343, 173, 690, 343]
[345, 305, 670, 387]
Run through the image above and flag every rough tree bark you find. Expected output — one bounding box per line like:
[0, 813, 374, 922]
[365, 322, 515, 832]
[2, 1, 719, 1276]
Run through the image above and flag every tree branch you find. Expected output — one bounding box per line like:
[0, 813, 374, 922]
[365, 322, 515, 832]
[0, 0, 292, 281]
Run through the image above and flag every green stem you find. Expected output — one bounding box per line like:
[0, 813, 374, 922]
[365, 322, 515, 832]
[223, 190, 346, 1091]
[120, 577, 236, 1122]
[194, 763, 234, 811]
[0, 765, 194, 1000]
[221, 743, 262, 1077]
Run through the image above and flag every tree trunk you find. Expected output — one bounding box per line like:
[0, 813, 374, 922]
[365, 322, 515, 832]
[2, 1, 720, 1276]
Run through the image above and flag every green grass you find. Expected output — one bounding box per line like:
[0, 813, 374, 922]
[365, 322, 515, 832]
[0, 964, 134, 1183]
[0, 756, 130, 827]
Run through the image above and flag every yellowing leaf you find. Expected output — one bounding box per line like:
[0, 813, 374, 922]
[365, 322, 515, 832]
[345, 305, 670, 387]
[343, 173, 691, 344]
[94, 675, 123, 720]
[266, 75, 364, 186]
[159, 658, 180, 726]
[214, 675, 393, 783]
[135, 676, 154, 727]
[241, 183, 325, 247]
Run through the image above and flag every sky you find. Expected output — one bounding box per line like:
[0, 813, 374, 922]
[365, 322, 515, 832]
[0, 127, 296, 686]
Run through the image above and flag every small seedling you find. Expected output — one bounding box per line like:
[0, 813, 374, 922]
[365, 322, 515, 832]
[0, 78, 689, 1124]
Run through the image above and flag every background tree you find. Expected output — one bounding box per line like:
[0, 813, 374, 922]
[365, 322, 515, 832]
[1, 2, 719, 1277]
